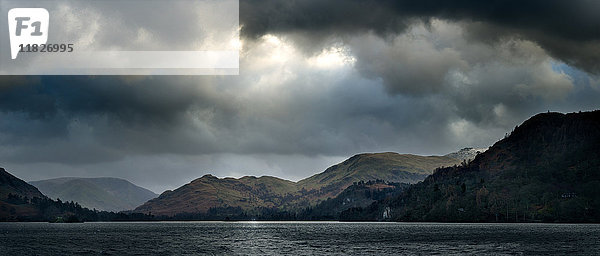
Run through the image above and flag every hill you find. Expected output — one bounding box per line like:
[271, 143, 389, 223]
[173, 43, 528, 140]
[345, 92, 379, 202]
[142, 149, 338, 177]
[341, 111, 600, 222]
[134, 175, 297, 216]
[30, 177, 157, 212]
[134, 153, 460, 216]
[0, 168, 45, 200]
[0, 168, 46, 220]
[298, 153, 458, 197]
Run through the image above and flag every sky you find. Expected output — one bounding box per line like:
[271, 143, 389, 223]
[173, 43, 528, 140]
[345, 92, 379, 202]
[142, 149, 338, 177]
[1, 0, 600, 193]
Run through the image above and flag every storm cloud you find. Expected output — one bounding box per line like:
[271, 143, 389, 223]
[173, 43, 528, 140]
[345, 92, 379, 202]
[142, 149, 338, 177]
[240, 0, 600, 73]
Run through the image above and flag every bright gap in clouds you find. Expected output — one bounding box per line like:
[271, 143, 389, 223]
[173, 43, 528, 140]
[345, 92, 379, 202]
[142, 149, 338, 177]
[255, 34, 355, 69]
[308, 46, 356, 69]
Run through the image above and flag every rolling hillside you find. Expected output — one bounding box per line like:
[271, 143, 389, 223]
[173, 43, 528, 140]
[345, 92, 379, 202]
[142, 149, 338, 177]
[134, 153, 460, 216]
[298, 152, 459, 197]
[134, 175, 297, 216]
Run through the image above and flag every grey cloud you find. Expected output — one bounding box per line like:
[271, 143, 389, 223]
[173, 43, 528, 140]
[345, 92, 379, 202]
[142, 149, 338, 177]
[348, 32, 467, 96]
[0, 76, 244, 163]
[342, 21, 573, 101]
[49, 0, 237, 51]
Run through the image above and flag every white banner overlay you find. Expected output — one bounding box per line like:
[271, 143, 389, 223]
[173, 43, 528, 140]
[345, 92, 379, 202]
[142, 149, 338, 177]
[0, 0, 239, 75]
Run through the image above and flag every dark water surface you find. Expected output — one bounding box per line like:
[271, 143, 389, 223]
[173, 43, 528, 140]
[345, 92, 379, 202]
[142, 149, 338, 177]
[1, 222, 599, 255]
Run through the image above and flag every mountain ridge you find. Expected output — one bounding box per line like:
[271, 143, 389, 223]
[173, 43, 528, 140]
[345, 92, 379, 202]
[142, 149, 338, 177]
[134, 152, 461, 216]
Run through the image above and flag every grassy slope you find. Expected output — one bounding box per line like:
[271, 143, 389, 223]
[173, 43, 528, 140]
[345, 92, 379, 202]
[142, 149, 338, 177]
[135, 174, 298, 215]
[296, 153, 460, 203]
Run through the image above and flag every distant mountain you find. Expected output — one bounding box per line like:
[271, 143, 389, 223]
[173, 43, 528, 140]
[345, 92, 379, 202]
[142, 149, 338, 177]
[1, 168, 155, 222]
[30, 177, 157, 212]
[445, 147, 488, 162]
[341, 111, 600, 222]
[134, 153, 460, 216]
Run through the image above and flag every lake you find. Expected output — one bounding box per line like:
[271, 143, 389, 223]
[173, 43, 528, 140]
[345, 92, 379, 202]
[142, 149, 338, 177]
[1, 222, 599, 255]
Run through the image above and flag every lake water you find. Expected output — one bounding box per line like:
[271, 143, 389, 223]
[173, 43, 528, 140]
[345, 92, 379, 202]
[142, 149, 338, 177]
[1, 222, 599, 255]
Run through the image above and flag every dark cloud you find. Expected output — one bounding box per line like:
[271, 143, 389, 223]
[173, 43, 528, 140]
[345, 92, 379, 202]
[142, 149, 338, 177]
[0, 75, 244, 163]
[240, 0, 600, 73]
[241, 0, 600, 41]
[240, 0, 406, 39]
